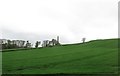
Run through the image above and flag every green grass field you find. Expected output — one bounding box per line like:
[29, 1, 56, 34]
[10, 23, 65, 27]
[2, 38, 119, 74]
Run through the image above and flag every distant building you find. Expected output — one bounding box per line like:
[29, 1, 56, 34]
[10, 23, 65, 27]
[42, 36, 60, 47]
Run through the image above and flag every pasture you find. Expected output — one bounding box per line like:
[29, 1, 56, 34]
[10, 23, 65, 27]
[2, 39, 119, 74]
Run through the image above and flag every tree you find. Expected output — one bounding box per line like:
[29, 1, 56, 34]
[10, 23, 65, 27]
[7, 40, 11, 49]
[35, 41, 40, 48]
[22, 41, 25, 48]
[35, 41, 38, 48]
[25, 41, 29, 48]
[2, 43, 7, 49]
[82, 38, 86, 43]
[25, 41, 32, 48]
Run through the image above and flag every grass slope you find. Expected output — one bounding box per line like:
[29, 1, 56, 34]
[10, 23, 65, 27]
[2, 38, 119, 74]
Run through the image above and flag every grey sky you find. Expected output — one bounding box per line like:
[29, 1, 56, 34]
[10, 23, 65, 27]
[0, 0, 118, 45]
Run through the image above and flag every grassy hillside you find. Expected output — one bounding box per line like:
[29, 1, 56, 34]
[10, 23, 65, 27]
[2, 38, 119, 74]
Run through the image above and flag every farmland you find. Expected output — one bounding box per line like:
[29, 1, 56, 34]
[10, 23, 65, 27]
[2, 38, 119, 74]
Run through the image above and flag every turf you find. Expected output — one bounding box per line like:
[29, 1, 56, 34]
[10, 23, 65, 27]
[2, 38, 119, 74]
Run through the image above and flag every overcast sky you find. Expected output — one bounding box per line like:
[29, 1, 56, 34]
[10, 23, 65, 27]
[0, 0, 119, 45]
